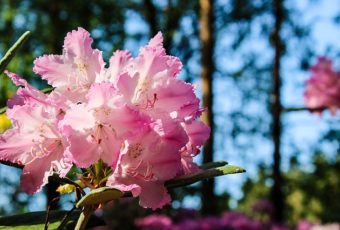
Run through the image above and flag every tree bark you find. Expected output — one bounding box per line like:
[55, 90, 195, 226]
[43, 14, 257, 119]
[199, 0, 216, 214]
[270, 0, 284, 223]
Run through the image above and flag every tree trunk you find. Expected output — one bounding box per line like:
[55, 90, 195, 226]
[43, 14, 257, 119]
[270, 0, 284, 223]
[199, 0, 216, 215]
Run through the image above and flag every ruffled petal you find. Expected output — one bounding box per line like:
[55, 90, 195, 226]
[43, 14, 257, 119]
[5, 71, 48, 108]
[20, 141, 65, 194]
[65, 131, 99, 168]
[183, 120, 210, 148]
[103, 50, 132, 84]
[60, 104, 96, 132]
[152, 79, 199, 118]
[33, 28, 105, 101]
[33, 54, 72, 88]
[138, 181, 171, 210]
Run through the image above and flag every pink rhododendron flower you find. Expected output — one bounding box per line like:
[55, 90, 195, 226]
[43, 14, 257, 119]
[60, 82, 150, 168]
[304, 57, 340, 115]
[0, 27, 210, 210]
[0, 72, 71, 194]
[33, 27, 105, 103]
[107, 118, 189, 209]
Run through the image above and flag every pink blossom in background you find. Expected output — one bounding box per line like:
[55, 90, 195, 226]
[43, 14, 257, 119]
[304, 57, 340, 115]
[0, 27, 210, 210]
[252, 199, 274, 217]
[135, 214, 173, 230]
[220, 211, 263, 230]
[297, 220, 314, 230]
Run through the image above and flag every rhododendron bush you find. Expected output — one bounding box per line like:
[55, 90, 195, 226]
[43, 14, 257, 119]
[304, 57, 340, 115]
[0, 29, 244, 229]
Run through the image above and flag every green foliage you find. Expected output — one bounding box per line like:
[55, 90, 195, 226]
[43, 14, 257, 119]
[237, 152, 340, 225]
[166, 164, 245, 189]
[0, 210, 105, 229]
[0, 31, 30, 75]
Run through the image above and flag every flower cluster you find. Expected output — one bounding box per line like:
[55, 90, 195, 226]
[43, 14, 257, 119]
[304, 57, 340, 115]
[0, 28, 210, 209]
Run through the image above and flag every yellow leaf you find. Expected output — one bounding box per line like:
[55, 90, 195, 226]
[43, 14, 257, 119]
[56, 184, 76, 194]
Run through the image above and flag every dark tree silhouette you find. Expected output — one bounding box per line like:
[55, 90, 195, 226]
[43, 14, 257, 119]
[270, 0, 284, 222]
[199, 0, 216, 214]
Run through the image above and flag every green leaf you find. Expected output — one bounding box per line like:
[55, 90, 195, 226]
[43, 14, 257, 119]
[76, 187, 123, 208]
[0, 31, 30, 75]
[200, 161, 228, 169]
[165, 164, 246, 189]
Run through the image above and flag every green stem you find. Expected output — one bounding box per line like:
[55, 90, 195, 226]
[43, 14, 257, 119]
[94, 160, 104, 185]
[200, 161, 228, 169]
[75, 206, 94, 230]
[0, 31, 30, 75]
[282, 106, 326, 112]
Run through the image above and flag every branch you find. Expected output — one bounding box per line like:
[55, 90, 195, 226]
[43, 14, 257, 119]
[0, 31, 30, 75]
[75, 163, 245, 207]
[283, 106, 327, 113]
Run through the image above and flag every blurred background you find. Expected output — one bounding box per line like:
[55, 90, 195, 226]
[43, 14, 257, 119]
[0, 0, 339, 228]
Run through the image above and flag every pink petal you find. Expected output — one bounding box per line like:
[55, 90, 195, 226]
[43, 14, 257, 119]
[65, 131, 99, 168]
[107, 174, 171, 210]
[116, 72, 138, 100]
[86, 82, 119, 108]
[20, 141, 65, 194]
[183, 120, 211, 148]
[0, 128, 34, 165]
[147, 32, 164, 48]
[33, 54, 72, 88]
[96, 125, 121, 167]
[5, 71, 48, 108]
[33, 28, 105, 101]
[138, 181, 171, 210]
[64, 27, 95, 58]
[153, 79, 199, 118]
[104, 50, 132, 83]
[60, 104, 96, 132]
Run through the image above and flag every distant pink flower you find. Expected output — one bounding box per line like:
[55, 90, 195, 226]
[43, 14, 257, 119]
[221, 212, 263, 230]
[135, 214, 173, 230]
[297, 220, 314, 230]
[252, 199, 274, 217]
[304, 57, 340, 115]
